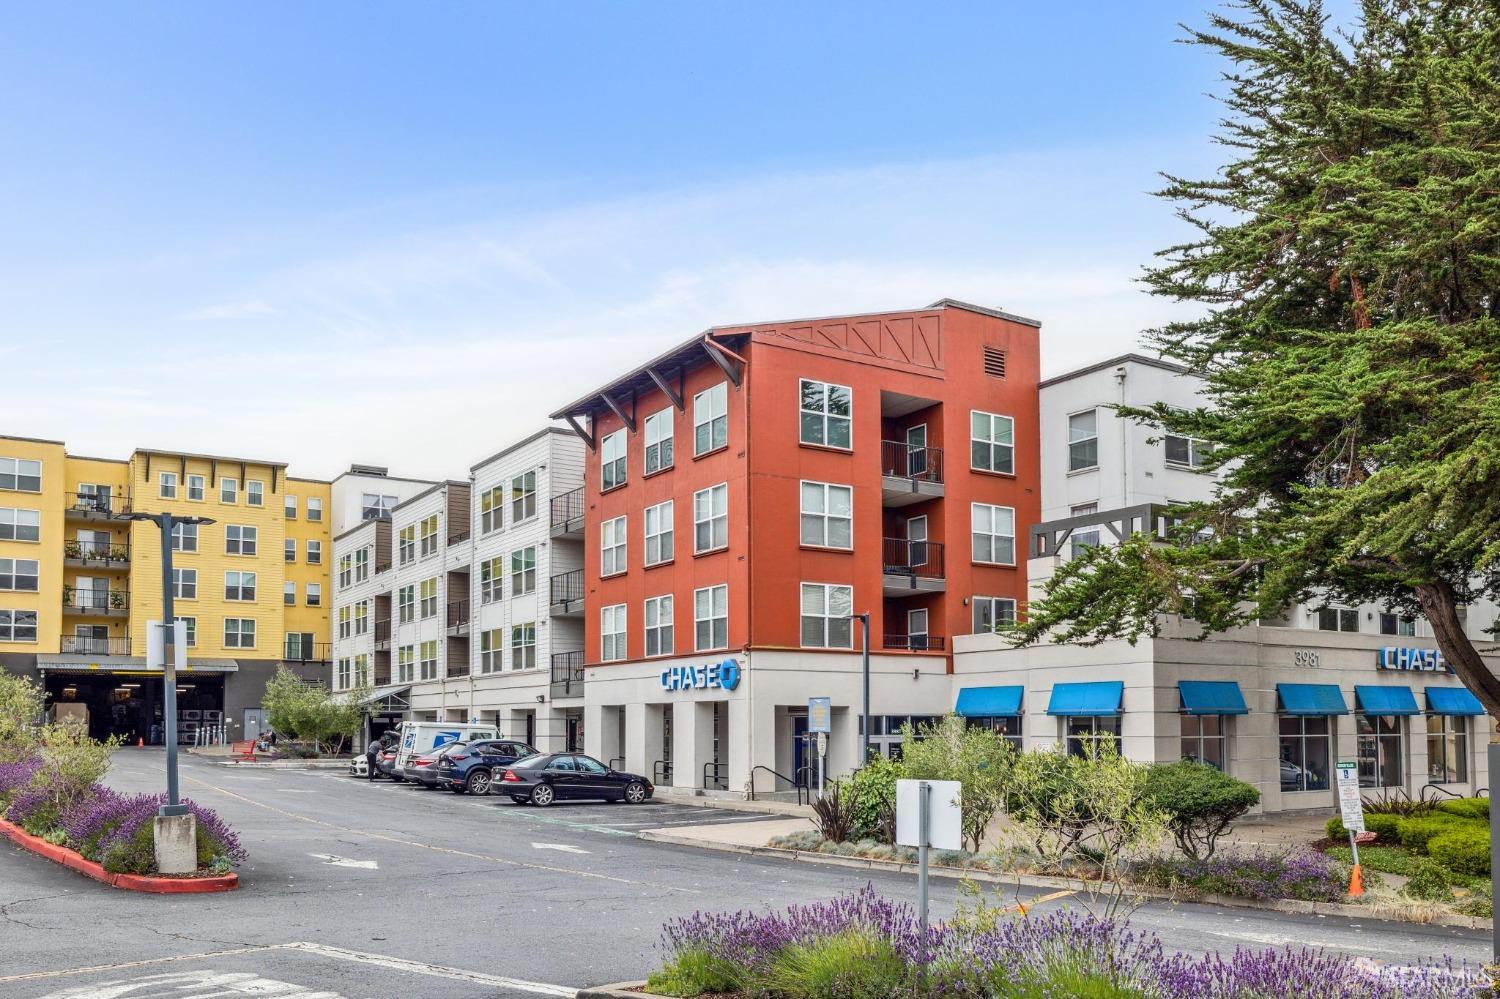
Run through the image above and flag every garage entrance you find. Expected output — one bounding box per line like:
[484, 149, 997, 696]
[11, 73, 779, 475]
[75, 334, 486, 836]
[41, 670, 226, 744]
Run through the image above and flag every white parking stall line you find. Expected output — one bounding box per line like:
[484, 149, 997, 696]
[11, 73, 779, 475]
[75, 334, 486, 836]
[284, 942, 578, 997]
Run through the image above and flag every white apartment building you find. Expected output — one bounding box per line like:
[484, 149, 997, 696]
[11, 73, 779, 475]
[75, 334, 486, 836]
[954, 354, 1498, 814]
[329, 465, 437, 536]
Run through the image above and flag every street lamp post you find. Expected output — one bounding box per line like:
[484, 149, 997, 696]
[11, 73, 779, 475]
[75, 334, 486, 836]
[846, 612, 871, 763]
[123, 510, 215, 816]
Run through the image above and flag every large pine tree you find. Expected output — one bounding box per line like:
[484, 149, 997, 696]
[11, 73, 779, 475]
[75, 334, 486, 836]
[1014, 1, 1500, 715]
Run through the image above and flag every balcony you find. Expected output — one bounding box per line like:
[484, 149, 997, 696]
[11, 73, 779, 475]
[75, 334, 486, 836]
[880, 441, 944, 507]
[882, 538, 945, 597]
[64, 492, 128, 522]
[60, 634, 131, 656]
[446, 653, 470, 679]
[63, 541, 130, 570]
[549, 569, 584, 617]
[62, 588, 129, 618]
[446, 599, 470, 638]
[373, 619, 392, 651]
[882, 634, 947, 653]
[283, 640, 332, 663]
[550, 650, 584, 699]
[448, 529, 471, 546]
[550, 487, 585, 540]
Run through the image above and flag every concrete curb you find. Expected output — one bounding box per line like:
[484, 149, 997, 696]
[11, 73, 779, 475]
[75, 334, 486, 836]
[575, 983, 646, 998]
[650, 789, 811, 817]
[635, 831, 1488, 932]
[0, 817, 239, 894]
[212, 759, 352, 770]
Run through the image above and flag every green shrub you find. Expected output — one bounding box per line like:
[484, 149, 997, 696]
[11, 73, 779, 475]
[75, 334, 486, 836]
[1396, 815, 1468, 852]
[843, 754, 900, 843]
[762, 930, 909, 998]
[1402, 860, 1455, 902]
[1143, 761, 1259, 859]
[1428, 827, 1491, 877]
[1365, 812, 1401, 842]
[101, 824, 155, 875]
[1437, 798, 1491, 822]
[1455, 891, 1493, 919]
[1325, 845, 1420, 877]
[645, 947, 744, 997]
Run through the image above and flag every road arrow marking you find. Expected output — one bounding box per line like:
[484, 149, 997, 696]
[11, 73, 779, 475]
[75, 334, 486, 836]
[309, 853, 379, 869]
[530, 842, 590, 855]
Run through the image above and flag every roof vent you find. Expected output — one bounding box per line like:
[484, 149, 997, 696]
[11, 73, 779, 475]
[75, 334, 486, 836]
[982, 346, 1007, 379]
[349, 464, 389, 477]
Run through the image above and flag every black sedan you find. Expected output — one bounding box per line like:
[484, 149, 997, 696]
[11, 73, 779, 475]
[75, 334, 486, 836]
[494, 753, 653, 806]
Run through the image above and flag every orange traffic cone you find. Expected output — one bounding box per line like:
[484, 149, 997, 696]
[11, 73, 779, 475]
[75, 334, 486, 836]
[137, 737, 144, 748]
[1348, 864, 1365, 897]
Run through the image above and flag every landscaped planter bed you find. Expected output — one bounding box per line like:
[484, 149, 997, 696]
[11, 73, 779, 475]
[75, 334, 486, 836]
[0, 816, 237, 893]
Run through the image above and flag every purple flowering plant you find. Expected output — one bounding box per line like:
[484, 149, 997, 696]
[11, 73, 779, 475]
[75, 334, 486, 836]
[1129, 847, 1347, 903]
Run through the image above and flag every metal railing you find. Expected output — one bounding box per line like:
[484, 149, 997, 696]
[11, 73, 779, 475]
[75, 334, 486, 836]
[749, 765, 807, 805]
[880, 441, 943, 483]
[60, 634, 131, 656]
[374, 619, 391, 643]
[653, 760, 673, 786]
[62, 588, 128, 612]
[881, 634, 947, 652]
[550, 487, 585, 535]
[702, 761, 728, 791]
[446, 600, 470, 628]
[549, 569, 583, 605]
[65, 492, 127, 517]
[549, 651, 584, 696]
[446, 659, 470, 679]
[882, 538, 945, 577]
[448, 530, 471, 546]
[283, 641, 332, 662]
[63, 541, 130, 564]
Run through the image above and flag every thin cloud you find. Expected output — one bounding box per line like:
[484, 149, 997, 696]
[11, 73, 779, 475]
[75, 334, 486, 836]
[177, 300, 279, 321]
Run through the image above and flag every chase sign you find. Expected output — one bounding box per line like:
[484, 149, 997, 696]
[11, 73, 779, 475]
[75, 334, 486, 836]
[660, 658, 742, 692]
[1378, 647, 1453, 673]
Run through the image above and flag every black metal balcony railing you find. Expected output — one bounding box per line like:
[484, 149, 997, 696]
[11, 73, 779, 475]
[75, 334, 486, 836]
[881, 538, 945, 578]
[374, 619, 391, 643]
[880, 441, 944, 483]
[375, 558, 392, 573]
[448, 530, 471, 546]
[882, 634, 947, 652]
[550, 650, 584, 696]
[61, 635, 131, 656]
[447, 600, 470, 628]
[62, 588, 128, 612]
[550, 487, 585, 534]
[63, 541, 130, 564]
[283, 640, 333, 662]
[549, 569, 584, 605]
[65, 492, 128, 517]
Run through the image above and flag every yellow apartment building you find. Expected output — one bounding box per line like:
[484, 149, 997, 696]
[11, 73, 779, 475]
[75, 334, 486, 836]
[0, 434, 331, 744]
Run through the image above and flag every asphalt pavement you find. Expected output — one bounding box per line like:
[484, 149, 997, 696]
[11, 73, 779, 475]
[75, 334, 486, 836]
[0, 748, 1490, 998]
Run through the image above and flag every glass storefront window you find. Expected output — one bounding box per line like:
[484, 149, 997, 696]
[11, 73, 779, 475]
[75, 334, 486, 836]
[1356, 715, 1404, 789]
[1180, 714, 1225, 770]
[1278, 715, 1331, 792]
[860, 714, 940, 759]
[1426, 714, 1469, 783]
[964, 715, 1022, 753]
[1065, 715, 1120, 757]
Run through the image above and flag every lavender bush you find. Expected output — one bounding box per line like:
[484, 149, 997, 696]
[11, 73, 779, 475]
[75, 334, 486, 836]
[1129, 847, 1347, 903]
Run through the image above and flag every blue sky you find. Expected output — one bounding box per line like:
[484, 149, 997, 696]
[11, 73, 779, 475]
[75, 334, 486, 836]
[1, 2, 1275, 478]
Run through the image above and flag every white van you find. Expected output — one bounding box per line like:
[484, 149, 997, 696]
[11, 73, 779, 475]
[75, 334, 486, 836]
[393, 721, 498, 777]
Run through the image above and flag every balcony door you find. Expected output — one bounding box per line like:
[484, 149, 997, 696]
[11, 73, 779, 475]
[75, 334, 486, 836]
[907, 609, 929, 651]
[77, 484, 112, 513]
[905, 425, 928, 477]
[74, 624, 108, 655]
[77, 529, 110, 556]
[74, 575, 106, 609]
[906, 515, 928, 568]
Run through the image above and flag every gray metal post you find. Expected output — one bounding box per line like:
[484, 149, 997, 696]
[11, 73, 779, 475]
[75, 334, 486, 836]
[1491, 742, 1499, 961]
[917, 780, 931, 969]
[159, 514, 185, 816]
[860, 613, 871, 764]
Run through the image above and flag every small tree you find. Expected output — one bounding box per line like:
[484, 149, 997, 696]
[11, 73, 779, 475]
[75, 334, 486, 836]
[261, 668, 368, 754]
[1143, 761, 1260, 860]
[898, 715, 1013, 853]
[0, 673, 44, 762]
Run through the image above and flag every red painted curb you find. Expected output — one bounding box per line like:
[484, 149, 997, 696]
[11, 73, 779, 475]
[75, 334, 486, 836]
[0, 816, 238, 893]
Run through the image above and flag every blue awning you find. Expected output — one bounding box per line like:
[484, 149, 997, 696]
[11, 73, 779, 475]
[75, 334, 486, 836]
[1179, 680, 1248, 716]
[1354, 685, 1419, 716]
[955, 685, 1023, 718]
[1427, 686, 1486, 716]
[1277, 683, 1348, 716]
[1047, 681, 1123, 717]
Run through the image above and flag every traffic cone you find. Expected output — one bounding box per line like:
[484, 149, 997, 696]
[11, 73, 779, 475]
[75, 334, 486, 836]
[1348, 864, 1364, 897]
[137, 737, 143, 748]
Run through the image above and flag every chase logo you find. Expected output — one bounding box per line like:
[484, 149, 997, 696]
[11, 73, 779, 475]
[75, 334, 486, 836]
[660, 657, 743, 692]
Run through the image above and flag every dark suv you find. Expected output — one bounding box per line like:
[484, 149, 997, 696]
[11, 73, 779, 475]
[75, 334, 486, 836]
[435, 739, 537, 794]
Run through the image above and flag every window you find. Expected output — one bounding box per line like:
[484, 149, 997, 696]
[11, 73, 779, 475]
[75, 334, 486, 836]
[246, 480, 264, 507]
[1317, 607, 1359, 633]
[601, 516, 627, 576]
[419, 640, 438, 680]
[601, 430, 627, 491]
[965, 715, 1021, 752]
[0, 610, 37, 642]
[1279, 716, 1331, 791]
[0, 559, 38, 591]
[397, 585, 415, 623]
[398, 525, 416, 565]
[284, 539, 296, 563]
[397, 645, 415, 684]
[186, 475, 205, 501]
[1180, 715, 1226, 770]
[694, 382, 730, 455]
[971, 597, 1017, 634]
[1379, 613, 1417, 637]
[862, 714, 941, 760]
[480, 486, 504, 534]
[1165, 434, 1213, 469]
[419, 515, 439, 557]
[645, 595, 673, 656]
[338, 553, 353, 588]
[0, 458, 41, 493]
[971, 503, 1016, 565]
[1068, 502, 1101, 559]
[354, 547, 369, 582]
[306, 540, 322, 565]
[224, 618, 256, 649]
[798, 379, 851, 449]
[511, 546, 536, 595]
[225, 571, 256, 601]
[285, 495, 298, 519]
[1357, 715, 1403, 789]
[800, 583, 853, 649]
[644, 501, 674, 566]
[1068, 410, 1099, 472]
[480, 557, 504, 603]
[1427, 715, 1469, 783]
[225, 525, 257, 556]
[338, 605, 352, 639]
[362, 494, 398, 520]
[511, 470, 537, 522]
[307, 497, 322, 522]
[970, 412, 1015, 474]
[694, 584, 728, 651]
[511, 623, 537, 670]
[172, 568, 197, 599]
[0, 509, 39, 542]
[601, 604, 627, 662]
[284, 581, 296, 606]
[480, 628, 504, 673]
[693, 483, 728, 553]
[982, 345, 1007, 378]
[420, 578, 438, 618]
[220, 477, 238, 504]
[178, 616, 196, 647]
[906, 608, 930, 650]
[354, 600, 370, 635]
[306, 583, 321, 607]
[643, 408, 674, 474]
[159, 472, 178, 499]
[353, 654, 368, 687]
[1065, 715, 1121, 757]
[799, 482, 852, 549]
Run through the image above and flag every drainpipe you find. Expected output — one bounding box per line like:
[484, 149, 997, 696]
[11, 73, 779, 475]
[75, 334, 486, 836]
[1115, 366, 1129, 506]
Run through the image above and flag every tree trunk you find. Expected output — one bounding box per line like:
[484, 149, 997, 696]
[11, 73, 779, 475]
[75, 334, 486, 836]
[1415, 580, 1500, 728]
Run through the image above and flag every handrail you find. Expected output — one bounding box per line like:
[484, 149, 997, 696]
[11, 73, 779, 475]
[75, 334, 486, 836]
[549, 569, 584, 605]
[653, 759, 674, 786]
[65, 492, 129, 516]
[550, 487, 585, 535]
[881, 634, 947, 652]
[60, 634, 132, 656]
[749, 764, 806, 805]
[446, 599, 470, 627]
[703, 761, 728, 791]
[63, 541, 130, 563]
[881, 537, 945, 578]
[879, 440, 943, 483]
[1420, 782, 1464, 801]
